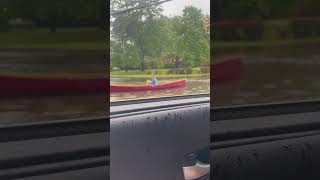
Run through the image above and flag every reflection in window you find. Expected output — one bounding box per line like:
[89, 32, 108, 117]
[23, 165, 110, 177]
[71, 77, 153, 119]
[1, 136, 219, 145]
[212, 0, 320, 107]
[0, 0, 107, 125]
[110, 0, 210, 101]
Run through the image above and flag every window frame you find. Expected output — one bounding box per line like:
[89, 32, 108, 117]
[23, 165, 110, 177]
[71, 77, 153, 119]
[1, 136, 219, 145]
[0, 117, 109, 179]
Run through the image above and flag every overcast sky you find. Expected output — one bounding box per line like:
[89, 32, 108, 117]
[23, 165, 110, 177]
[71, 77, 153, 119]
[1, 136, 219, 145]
[161, 0, 210, 17]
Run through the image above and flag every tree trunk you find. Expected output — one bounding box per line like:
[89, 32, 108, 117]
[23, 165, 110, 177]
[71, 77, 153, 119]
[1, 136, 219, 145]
[49, 18, 57, 32]
[49, 13, 58, 32]
[0, 13, 9, 32]
[140, 53, 145, 72]
[174, 55, 178, 69]
[151, 60, 156, 69]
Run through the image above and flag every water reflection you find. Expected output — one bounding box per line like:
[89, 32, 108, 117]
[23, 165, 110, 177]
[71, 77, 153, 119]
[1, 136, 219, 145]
[0, 50, 106, 126]
[0, 95, 106, 125]
[213, 49, 320, 107]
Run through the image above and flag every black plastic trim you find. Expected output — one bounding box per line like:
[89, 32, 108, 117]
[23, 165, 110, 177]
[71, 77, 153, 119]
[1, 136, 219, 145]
[212, 99, 320, 121]
[0, 117, 109, 143]
[111, 94, 209, 106]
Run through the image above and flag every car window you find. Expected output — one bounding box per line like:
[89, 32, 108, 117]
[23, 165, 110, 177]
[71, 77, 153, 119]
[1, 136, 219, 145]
[0, 0, 107, 126]
[110, 0, 210, 101]
[212, 0, 320, 107]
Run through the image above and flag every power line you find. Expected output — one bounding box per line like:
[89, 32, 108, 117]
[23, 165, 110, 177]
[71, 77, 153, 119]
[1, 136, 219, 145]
[110, 0, 173, 16]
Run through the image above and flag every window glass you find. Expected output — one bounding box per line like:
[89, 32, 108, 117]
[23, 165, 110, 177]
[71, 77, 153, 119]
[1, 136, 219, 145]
[0, 0, 107, 125]
[110, 0, 210, 101]
[212, 0, 320, 107]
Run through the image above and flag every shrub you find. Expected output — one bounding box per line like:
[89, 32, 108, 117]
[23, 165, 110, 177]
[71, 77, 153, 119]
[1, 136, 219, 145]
[182, 68, 193, 74]
[213, 20, 264, 41]
[166, 68, 193, 75]
[166, 69, 175, 74]
[289, 17, 320, 38]
[264, 20, 291, 40]
[156, 69, 166, 75]
[200, 67, 210, 74]
[192, 68, 201, 74]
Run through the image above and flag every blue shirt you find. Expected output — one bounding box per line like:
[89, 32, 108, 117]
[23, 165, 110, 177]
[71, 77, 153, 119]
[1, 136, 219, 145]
[151, 78, 158, 86]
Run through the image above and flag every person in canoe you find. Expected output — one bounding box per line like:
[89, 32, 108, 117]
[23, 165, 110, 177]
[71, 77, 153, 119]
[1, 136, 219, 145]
[151, 75, 158, 86]
[146, 74, 158, 86]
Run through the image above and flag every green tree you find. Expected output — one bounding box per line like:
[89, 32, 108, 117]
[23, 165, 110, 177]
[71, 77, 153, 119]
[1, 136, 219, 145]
[219, 0, 262, 20]
[8, 0, 102, 31]
[111, 41, 140, 71]
[174, 6, 209, 67]
[111, 2, 210, 70]
[294, 0, 320, 17]
[159, 16, 180, 68]
[111, 0, 166, 71]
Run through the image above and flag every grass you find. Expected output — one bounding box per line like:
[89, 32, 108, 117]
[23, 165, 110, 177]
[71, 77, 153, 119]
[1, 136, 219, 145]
[110, 68, 209, 78]
[0, 28, 107, 50]
[264, 19, 289, 27]
[0, 42, 106, 50]
[111, 74, 208, 78]
[214, 37, 320, 51]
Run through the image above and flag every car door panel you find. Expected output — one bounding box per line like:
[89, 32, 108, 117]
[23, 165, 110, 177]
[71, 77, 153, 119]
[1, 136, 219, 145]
[111, 95, 210, 180]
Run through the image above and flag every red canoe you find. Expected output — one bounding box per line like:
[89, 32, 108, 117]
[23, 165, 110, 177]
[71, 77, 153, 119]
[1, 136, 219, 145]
[111, 79, 186, 93]
[211, 57, 243, 82]
[0, 74, 108, 96]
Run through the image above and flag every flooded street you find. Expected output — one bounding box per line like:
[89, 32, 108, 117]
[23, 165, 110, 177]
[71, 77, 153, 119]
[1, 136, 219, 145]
[0, 50, 106, 126]
[3, 47, 320, 123]
[0, 95, 106, 125]
[110, 76, 210, 101]
[213, 48, 320, 107]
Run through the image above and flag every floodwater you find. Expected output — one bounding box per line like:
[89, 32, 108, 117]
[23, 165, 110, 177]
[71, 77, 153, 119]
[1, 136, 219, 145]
[213, 48, 320, 107]
[110, 76, 210, 101]
[3, 47, 320, 124]
[0, 50, 106, 126]
[0, 95, 106, 125]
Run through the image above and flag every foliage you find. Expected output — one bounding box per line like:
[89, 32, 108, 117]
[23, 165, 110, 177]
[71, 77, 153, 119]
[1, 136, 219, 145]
[111, 41, 140, 71]
[111, 0, 166, 71]
[111, 67, 209, 78]
[174, 6, 209, 67]
[215, 0, 320, 21]
[4, 0, 105, 31]
[0, 28, 106, 50]
[110, 2, 210, 71]
[200, 67, 210, 74]
[213, 18, 320, 41]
